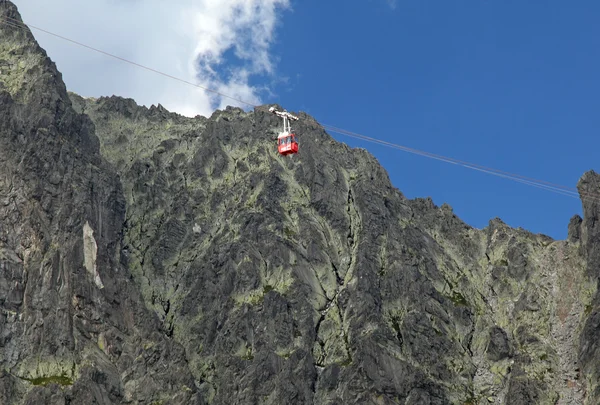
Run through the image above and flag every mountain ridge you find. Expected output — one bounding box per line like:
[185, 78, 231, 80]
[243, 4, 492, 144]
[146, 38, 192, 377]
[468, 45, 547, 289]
[2, 1, 600, 404]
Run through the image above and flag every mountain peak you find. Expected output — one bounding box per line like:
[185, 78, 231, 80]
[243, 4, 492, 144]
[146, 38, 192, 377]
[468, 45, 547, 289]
[0, 1, 65, 102]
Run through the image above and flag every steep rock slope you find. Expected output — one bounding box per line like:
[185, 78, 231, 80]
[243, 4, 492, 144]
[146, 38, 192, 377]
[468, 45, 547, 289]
[2, 0, 600, 403]
[577, 171, 600, 402]
[0, 2, 202, 403]
[71, 92, 599, 404]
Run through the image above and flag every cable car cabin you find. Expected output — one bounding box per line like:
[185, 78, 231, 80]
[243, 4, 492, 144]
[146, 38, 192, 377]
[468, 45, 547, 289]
[278, 133, 298, 155]
[270, 106, 300, 156]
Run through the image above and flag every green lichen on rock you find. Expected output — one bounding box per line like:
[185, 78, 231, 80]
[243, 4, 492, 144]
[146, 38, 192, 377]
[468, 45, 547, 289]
[450, 291, 469, 306]
[0, 31, 45, 101]
[23, 374, 73, 387]
[15, 358, 78, 389]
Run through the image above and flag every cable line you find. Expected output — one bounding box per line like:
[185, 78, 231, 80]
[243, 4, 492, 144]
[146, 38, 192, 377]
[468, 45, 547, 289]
[319, 124, 593, 200]
[0, 15, 595, 203]
[320, 123, 581, 194]
[0, 16, 255, 108]
[323, 124, 600, 204]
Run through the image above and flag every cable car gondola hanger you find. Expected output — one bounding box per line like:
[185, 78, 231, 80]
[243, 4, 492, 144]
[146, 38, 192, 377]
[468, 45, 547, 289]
[270, 106, 299, 156]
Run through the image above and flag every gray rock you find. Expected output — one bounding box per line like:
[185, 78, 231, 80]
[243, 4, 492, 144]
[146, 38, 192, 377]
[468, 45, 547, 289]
[486, 326, 511, 362]
[3, 1, 600, 404]
[0, 2, 202, 404]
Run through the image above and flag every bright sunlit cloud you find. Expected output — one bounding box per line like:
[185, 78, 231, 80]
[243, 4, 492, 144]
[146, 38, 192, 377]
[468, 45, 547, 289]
[12, 0, 291, 117]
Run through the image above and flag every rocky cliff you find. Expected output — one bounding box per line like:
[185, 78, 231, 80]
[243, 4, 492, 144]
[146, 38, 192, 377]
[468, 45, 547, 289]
[0, 2, 202, 403]
[2, 1, 600, 404]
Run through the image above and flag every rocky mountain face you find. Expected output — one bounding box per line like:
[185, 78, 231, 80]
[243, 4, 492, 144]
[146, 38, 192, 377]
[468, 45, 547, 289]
[0, 2, 202, 404]
[1, 1, 600, 404]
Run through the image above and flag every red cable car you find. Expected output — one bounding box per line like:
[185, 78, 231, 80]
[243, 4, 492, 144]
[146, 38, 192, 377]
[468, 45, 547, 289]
[270, 106, 300, 156]
[278, 133, 298, 155]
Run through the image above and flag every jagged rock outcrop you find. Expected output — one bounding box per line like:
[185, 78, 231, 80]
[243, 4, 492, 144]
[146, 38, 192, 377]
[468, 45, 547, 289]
[68, 94, 600, 404]
[2, 1, 600, 403]
[0, 2, 202, 403]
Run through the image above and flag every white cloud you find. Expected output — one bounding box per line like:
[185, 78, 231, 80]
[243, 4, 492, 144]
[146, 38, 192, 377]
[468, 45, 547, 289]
[11, 0, 291, 117]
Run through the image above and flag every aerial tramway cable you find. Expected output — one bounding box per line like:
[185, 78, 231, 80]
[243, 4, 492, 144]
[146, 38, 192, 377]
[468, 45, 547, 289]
[0, 15, 256, 108]
[0, 15, 597, 204]
[318, 125, 592, 200]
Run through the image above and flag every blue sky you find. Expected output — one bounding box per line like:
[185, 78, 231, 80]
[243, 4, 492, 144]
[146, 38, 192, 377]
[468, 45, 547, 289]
[265, 0, 599, 239]
[14, 0, 599, 240]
